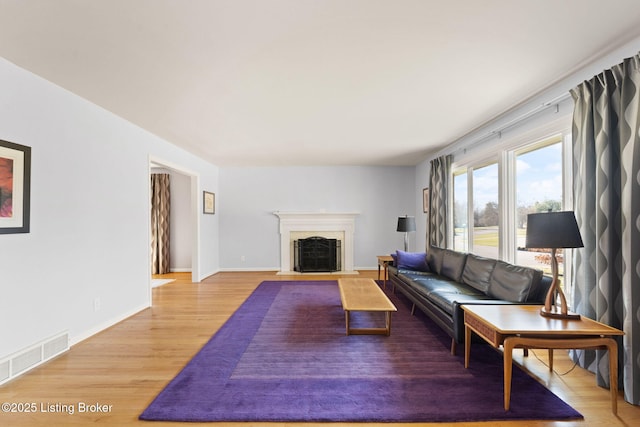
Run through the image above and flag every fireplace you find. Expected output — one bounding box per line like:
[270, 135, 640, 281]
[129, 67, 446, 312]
[273, 211, 359, 274]
[294, 237, 341, 272]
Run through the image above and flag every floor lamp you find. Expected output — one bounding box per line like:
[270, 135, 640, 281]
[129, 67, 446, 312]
[525, 211, 584, 319]
[397, 216, 416, 252]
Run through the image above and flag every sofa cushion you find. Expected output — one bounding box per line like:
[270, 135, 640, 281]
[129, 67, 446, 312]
[401, 274, 460, 296]
[397, 270, 432, 280]
[462, 254, 497, 294]
[440, 249, 467, 282]
[426, 246, 445, 274]
[426, 288, 491, 315]
[398, 275, 451, 300]
[396, 250, 430, 272]
[487, 261, 543, 302]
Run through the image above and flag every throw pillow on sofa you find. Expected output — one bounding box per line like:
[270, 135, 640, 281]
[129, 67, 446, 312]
[396, 250, 430, 272]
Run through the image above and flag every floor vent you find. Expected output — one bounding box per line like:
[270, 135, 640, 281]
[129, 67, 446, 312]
[0, 331, 69, 385]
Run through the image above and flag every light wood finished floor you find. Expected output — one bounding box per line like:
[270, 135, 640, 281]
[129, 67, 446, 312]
[1, 271, 638, 427]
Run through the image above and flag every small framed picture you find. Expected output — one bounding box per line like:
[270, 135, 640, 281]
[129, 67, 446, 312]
[423, 187, 429, 213]
[1, 139, 31, 234]
[203, 191, 215, 214]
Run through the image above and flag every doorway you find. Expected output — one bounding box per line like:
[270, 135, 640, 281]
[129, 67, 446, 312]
[149, 159, 200, 296]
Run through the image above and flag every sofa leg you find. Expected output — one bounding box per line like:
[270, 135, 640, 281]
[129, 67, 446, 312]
[451, 339, 457, 355]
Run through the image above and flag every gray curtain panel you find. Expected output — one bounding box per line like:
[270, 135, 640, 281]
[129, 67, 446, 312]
[428, 155, 451, 249]
[570, 53, 640, 406]
[151, 173, 171, 275]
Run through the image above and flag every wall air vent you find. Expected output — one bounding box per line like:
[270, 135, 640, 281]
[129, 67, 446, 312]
[11, 347, 42, 375]
[0, 331, 69, 385]
[0, 360, 9, 383]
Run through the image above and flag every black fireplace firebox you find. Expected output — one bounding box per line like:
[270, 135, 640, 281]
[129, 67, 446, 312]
[294, 236, 341, 272]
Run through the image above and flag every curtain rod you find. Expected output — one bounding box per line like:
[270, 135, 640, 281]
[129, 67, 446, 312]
[443, 91, 573, 158]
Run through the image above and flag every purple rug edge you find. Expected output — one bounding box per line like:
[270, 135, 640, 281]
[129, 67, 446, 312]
[139, 280, 583, 423]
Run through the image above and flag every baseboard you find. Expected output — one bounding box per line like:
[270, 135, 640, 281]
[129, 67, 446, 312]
[70, 303, 150, 347]
[217, 267, 377, 273]
[275, 270, 360, 275]
[217, 267, 280, 272]
[199, 268, 221, 281]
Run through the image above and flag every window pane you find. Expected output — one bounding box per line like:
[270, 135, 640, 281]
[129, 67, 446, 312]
[473, 163, 499, 258]
[516, 142, 564, 277]
[453, 172, 468, 252]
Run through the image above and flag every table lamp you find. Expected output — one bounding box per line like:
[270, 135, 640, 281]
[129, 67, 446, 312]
[525, 211, 583, 319]
[397, 216, 416, 252]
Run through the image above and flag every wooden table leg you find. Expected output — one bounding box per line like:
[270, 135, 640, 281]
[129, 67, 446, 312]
[501, 336, 619, 414]
[503, 337, 518, 411]
[605, 338, 618, 414]
[464, 324, 471, 368]
[385, 311, 392, 336]
[345, 310, 350, 336]
[383, 263, 389, 289]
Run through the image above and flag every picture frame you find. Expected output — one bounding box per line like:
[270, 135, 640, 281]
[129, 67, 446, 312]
[423, 187, 429, 213]
[203, 191, 215, 214]
[0, 139, 31, 234]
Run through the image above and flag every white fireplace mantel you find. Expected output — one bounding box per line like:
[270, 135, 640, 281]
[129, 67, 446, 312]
[274, 211, 359, 274]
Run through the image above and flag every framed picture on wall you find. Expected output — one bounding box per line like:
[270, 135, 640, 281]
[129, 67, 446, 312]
[423, 187, 429, 213]
[0, 139, 31, 234]
[203, 191, 215, 214]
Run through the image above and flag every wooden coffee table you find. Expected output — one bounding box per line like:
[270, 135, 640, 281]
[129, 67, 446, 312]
[462, 304, 624, 413]
[338, 278, 397, 336]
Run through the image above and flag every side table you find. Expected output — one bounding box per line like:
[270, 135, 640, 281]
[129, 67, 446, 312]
[376, 255, 394, 289]
[462, 304, 624, 413]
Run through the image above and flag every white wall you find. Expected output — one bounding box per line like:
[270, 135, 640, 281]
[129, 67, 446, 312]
[0, 58, 219, 359]
[169, 171, 192, 272]
[219, 166, 416, 270]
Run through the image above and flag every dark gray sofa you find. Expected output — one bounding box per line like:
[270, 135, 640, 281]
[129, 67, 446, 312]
[388, 246, 552, 354]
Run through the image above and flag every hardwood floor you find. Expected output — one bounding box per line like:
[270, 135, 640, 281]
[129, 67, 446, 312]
[1, 271, 638, 426]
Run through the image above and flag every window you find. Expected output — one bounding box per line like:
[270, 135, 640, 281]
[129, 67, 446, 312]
[451, 134, 571, 294]
[453, 171, 468, 252]
[515, 138, 565, 277]
[472, 163, 499, 259]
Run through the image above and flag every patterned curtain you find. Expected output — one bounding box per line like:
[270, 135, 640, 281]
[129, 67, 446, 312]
[151, 174, 171, 275]
[428, 155, 451, 249]
[570, 53, 640, 406]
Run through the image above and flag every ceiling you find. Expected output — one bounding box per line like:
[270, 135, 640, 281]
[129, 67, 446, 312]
[1, 1, 640, 167]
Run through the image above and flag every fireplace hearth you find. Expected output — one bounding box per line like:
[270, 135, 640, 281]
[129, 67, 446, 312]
[294, 236, 341, 272]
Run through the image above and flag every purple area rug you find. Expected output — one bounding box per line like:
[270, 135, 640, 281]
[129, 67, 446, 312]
[139, 280, 582, 423]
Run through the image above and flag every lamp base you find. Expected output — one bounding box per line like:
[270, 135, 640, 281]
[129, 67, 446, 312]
[540, 306, 581, 320]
